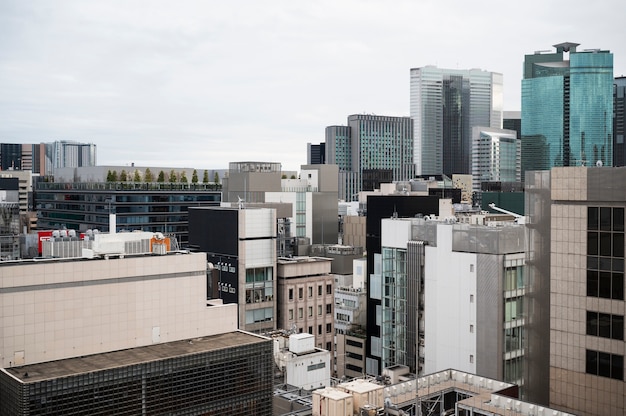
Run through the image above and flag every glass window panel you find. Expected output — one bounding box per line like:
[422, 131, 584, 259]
[614, 208, 624, 232]
[587, 232, 599, 255]
[586, 311, 598, 336]
[598, 313, 611, 338]
[614, 233, 624, 258]
[612, 354, 624, 380]
[600, 233, 612, 256]
[598, 352, 611, 377]
[587, 270, 599, 297]
[588, 256, 599, 270]
[612, 315, 624, 340]
[585, 350, 598, 374]
[612, 273, 624, 300]
[599, 257, 612, 271]
[588, 207, 599, 230]
[599, 272, 612, 298]
[600, 207, 612, 231]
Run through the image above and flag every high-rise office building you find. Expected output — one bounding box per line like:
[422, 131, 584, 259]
[326, 115, 414, 202]
[377, 217, 527, 389]
[44, 140, 96, 175]
[614, 77, 626, 167]
[0, 143, 45, 173]
[521, 42, 614, 173]
[526, 167, 626, 415]
[307, 142, 326, 165]
[1, 141, 95, 175]
[471, 127, 521, 193]
[410, 66, 503, 177]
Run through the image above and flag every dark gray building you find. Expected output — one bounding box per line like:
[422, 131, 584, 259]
[326, 115, 415, 202]
[0, 331, 274, 416]
[35, 181, 221, 245]
[614, 77, 626, 167]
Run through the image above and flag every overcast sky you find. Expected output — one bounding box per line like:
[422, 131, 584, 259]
[1, 0, 624, 172]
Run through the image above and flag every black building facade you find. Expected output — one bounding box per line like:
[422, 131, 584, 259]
[0, 332, 274, 416]
[365, 195, 441, 375]
[35, 182, 221, 245]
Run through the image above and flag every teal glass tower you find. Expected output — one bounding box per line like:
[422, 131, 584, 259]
[522, 42, 614, 173]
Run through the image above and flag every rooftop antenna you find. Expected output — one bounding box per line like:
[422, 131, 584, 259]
[237, 196, 245, 210]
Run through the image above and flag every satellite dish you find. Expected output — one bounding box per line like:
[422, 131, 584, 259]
[596, 160, 603, 167]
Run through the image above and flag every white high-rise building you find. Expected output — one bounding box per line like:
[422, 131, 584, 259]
[410, 66, 503, 177]
[471, 127, 521, 193]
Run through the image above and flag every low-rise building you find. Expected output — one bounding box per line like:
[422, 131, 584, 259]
[276, 256, 334, 353]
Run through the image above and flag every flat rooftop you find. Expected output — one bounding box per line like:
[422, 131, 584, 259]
[4, 331, 269, 384]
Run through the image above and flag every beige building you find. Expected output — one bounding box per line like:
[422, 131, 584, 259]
[527, 167, 626, 415]
[342, 215, 366, 248]
[277, 257, 335, 354]
[0, 251, 238, 368]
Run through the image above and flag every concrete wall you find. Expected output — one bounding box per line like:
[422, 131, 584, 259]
[424, 224, 477, 374]
[0, 252, 238, 367]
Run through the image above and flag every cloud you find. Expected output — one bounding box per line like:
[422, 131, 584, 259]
[0, 0, 624, 172]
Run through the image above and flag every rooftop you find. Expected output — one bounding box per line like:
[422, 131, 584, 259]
[3, 331, 269, 384]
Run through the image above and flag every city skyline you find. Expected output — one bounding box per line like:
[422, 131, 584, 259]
[1, 0, 625, 172]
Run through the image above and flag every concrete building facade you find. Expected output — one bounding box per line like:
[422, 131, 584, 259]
[526, 166, 626, 415]
[276, 256, 335, 353]
[0, 251, 235, 368]
[188, 206, 277, 334]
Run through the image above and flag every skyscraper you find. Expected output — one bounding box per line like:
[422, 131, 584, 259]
[521, 42, 614, 173]
[471, 127, 521, 193]
[326, 115, 414, 202]
[410, 66, 503, 177]
[614, 77, 626, 167]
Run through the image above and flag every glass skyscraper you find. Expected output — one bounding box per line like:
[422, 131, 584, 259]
[410, 66, 503, 177]
[522, 42, 614, 173]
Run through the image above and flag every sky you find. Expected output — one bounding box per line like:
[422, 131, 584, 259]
[1, 0, 624, 172]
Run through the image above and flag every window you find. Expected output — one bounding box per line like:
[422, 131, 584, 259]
[318, 305, 322, 316]
[298, 288, 303, 299]
[308, 306, 313, 317]
[326, 323, 332, 333]
[470, 355, 474, 364]
[318, 285, 323, 296]
[326, 303, 332, 314]
[288, 309, 293, 320]
[470, 324, 474, 333]
[587, 270, 624, 300]
[470, 294, 474, 303]
[308, 326, 313, 334]
[326, 342, 332, 351]
[318, 325, 322, 335]
[346, 364, 363, 372]
[307, 362, 325, 371]
[326, 284, 332, 294]
[588, 207, 625, 300]
[308, 286, 313, 298]
[586, 349, 623, 380]
[586, 311, 624, 340]
[288, 288, 293, 301]
[505, 297, 522, 322]
[470, 264, 474, 272]
[298, 308, 303, 319]
[346, 339, 363, 348]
